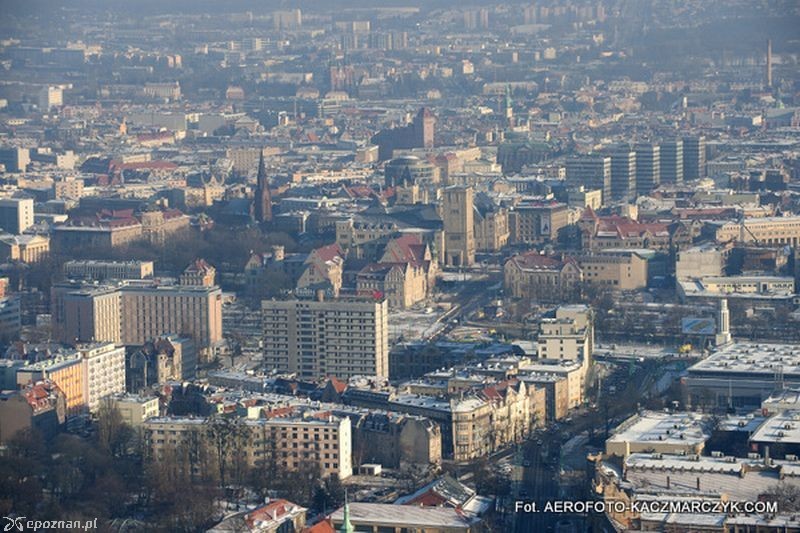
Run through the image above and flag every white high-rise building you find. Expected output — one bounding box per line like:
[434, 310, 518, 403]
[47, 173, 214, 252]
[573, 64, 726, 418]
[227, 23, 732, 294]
[0, 197, 34, 234]
[715, 299, 732, 347]
[38, 86, 63, 111]
[79, 343, 126, 411]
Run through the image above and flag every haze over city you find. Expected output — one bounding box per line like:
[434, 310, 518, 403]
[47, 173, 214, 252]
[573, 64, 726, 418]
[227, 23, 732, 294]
[0, 1, 799, 532]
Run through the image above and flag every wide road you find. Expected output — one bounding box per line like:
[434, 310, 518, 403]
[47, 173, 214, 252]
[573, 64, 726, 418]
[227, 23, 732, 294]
[514, 432, 569, 532]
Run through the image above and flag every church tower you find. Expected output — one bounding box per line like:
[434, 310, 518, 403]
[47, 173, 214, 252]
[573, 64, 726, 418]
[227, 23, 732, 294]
[254, 149, 272, 223]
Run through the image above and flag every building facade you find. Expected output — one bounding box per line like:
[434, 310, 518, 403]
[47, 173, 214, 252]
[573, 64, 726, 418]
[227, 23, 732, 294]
[261, 297, 389, 379]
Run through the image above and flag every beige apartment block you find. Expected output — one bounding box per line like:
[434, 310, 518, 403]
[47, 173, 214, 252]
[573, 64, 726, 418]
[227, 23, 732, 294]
[120, 285, 223, 349]
[538, 305, 594, 362]
[262, 297, 389, 379]
[144, 414, 352, 479]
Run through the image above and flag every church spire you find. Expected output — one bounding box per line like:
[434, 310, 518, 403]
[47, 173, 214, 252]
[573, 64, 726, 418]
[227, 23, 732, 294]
[254, 149, 272, 223]
[338, 490, 354, 533]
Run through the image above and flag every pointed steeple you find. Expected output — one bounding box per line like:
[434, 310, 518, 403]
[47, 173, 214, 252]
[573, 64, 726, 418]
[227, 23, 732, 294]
[338, 490, 354, 533]
[257, 149, 267, 188]
[254, 149, 272, 223]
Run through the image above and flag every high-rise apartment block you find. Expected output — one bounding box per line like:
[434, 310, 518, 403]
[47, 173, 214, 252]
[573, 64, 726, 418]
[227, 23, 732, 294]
[604, 147, 636, 201]
[634, 143, 660, 195]
[442, 186, 476, 267]
[78, 343, 126, 411]
[659, 138, 683, 184]
[566, 155, 611, 202]
[683, 135, 706, 180]
[261, 297, 389, 379]
[51, 282, 223, 354]
[0, 198, 34, 234]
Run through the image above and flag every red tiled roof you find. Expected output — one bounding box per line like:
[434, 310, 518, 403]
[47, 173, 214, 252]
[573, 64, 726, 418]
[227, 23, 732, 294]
[265, 406, 295, 419]
[407, 492, 449, 506]
[328, 377, 347, 394]
[303, 519, 335, 533]
[594, 216, 670, 239]
[384, 234, 426, 266]
[508, 252, 563, 270]
[312, 243, 344, 263]
[245, 499, 299, 529]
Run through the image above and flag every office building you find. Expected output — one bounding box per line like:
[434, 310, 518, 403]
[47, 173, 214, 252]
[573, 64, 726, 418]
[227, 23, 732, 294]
[683, 135, 706, 180]
[442, 186, 475, 267]
[634, 143, 660, 195]
[0, 197, 34, 234]
[473, 196, 510, 252]
[659, 138, 683, 184]
[565, 155, 611, 203]
[261, 297, 389, 379]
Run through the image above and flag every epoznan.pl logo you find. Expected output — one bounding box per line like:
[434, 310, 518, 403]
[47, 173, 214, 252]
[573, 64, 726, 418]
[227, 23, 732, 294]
[3, 518, 25, 532]
[4, 517, 98, 531]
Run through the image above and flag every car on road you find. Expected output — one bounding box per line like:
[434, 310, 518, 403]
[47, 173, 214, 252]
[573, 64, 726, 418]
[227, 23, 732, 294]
[522, 460, 531, 467]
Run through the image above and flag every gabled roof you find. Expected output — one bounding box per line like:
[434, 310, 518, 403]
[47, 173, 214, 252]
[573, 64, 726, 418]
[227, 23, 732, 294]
[309, 243, 345, 264]
[383, 234, 428, 267]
